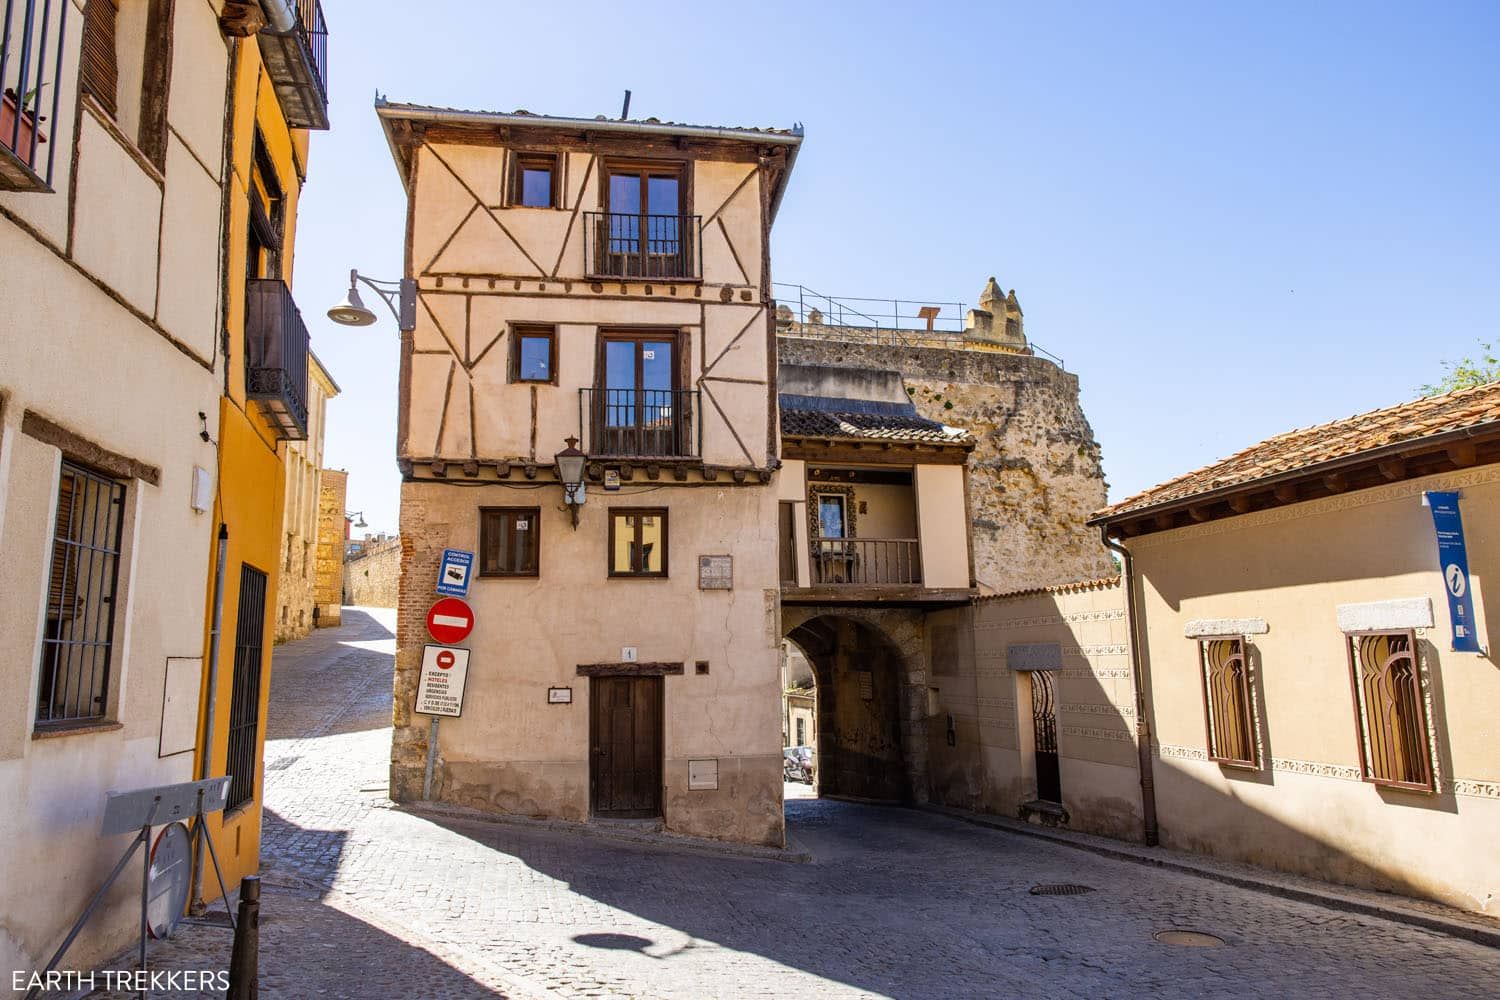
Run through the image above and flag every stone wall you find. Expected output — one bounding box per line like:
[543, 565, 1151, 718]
[778, 328, 1115, 594]
[344, 536, 401, 609]
[314, 469, 347, 626]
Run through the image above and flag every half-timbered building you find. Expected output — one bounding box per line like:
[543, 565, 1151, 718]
[378, 101, 801, 846]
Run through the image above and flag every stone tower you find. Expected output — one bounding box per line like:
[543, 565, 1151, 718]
[777, 278, 1115, 594]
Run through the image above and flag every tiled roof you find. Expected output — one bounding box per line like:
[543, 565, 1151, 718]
[976, 576, 1122, 603]
[1095, 381, 1500, 521]
[780, 407, 972, 445]
[374, 99, 802, 140]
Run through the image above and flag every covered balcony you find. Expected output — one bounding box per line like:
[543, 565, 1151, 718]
[245, 278, 310, 440]
[257, 0, 330, 130]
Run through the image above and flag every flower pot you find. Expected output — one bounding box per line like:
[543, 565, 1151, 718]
[1, 89, 47, 162]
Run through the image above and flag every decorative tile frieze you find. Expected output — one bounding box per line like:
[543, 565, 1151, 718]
[1062, 702, 1134, 719]
[1062, 725, 1134, 743]
[974, 609, 1126, 631]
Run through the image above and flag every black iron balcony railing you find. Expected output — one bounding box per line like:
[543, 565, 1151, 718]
[580, 388, 699, 458]
[258, 0, 329, 130]
[245, 278, 310, 440]
[0, 0, 69, 191]
[585, 212, 700, 280]
[809, 538, 923, 587]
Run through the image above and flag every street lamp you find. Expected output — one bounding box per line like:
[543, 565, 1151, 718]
[345, 510, 368, 529]
[554, 437, 587, 529]
[327, 269, 417, 331]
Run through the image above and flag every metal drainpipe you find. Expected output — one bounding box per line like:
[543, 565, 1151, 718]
[1102, 525, 1159, 847]
[191, 522, 230, 912]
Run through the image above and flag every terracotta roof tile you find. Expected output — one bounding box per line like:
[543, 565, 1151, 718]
[780, 408, 972, 445]
[1095, 381, 1500, 521]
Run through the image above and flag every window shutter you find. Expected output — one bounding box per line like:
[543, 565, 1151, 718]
[47, 475, 78, 618]
[80, 0, 120, 118]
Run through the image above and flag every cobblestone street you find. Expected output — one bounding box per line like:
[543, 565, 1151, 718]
[121, 608, 1500, 998]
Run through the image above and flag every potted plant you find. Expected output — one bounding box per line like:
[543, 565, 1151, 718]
[1, 86, 48, 159]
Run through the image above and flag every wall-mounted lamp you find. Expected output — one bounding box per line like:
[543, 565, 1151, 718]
[554, 437, 587, 529]
[327, 268, 417, 332]
[345, 510, 368, 529]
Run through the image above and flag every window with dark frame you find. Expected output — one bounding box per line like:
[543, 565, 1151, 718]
[225, 564, 268, 811]
[36, 461, 125, 726]
[78, 0, 174, 167]
[1196, 637, 1258, 767]
[1345, 630, 1434, 790]
[480, 507, 540, 577]
[509, 152, 560, 208]
[609, 508, 668, 577]
[511, 324, 557, 384]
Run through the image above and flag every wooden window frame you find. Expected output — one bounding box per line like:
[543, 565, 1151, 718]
[595, 328, 687, 392]
[510, 324, 558, 385]
[478, 507, 541, 578]
[507, 151, 561, 209]
[1344, 629, 1435, 792]
[600, 158, 690, 216]
[1195, 635, 1259, 769]
[607, 507, 669, 579]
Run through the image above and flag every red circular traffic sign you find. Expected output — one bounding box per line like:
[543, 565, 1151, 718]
[426, 598, 474, 645]
[435, 650, 456, 670]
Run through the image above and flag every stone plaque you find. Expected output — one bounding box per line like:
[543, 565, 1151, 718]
[1007, 642, 1062, 672]
[698, 554, 733, 590]
[688, 758, 719, 790]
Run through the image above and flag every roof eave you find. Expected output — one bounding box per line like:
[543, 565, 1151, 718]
[1091, 418, 1500, 529]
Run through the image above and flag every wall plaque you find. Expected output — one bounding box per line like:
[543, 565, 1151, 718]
[698, 554, 733, 590]
[547, 686, 572, 704]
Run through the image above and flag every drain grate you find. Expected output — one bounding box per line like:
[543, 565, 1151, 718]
[1154, 929, 1225, 947]
[1029, 883, 1096, 896]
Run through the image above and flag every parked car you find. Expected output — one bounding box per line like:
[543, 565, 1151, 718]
[783, 746, 815, 784]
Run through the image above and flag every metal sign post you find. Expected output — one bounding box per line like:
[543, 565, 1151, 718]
[416, 644, 470, 799]
[25, 777, 234, 1000]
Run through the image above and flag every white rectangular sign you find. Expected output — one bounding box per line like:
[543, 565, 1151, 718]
[416, 644, 470, 718]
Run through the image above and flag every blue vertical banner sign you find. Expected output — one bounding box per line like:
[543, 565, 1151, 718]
[1424, 491, 1482, 652]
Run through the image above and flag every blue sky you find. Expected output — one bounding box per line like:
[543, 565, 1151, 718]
[296, 1, 1499, 535]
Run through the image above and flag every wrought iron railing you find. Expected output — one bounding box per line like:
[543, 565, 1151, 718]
[585, 212, 701, 280]
[0, 0, 69, 190]
[580, 387, 699, 458]
[808, 538, 922, 586]
[258, 0, 329, 130]
[245, 278, 310, 440]
[773, 282, 1066, 369]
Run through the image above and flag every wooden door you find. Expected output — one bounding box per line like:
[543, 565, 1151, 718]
[589, 676, 663, 818]
[779, 501, 798, 586]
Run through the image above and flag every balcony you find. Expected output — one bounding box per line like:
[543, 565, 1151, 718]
[584, 212, 700, 280]
[1, 0, 69, 191]
[579, 388, 699, 459]
[258, 1, 329, 130]
[809, 538, 922, 586]
[245, 278, 310, 440]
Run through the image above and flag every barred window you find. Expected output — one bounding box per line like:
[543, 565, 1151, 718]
[1345, 631, 1433, 790]
[1197, 637, 1258, 767]
[37, 462, 125, 726]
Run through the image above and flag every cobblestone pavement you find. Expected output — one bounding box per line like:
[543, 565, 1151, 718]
[115, 608, 1500, 998]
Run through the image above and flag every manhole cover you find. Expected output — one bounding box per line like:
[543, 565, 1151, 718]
[1154, 929, 1225, 947]
[1029, 883, 1096, 896]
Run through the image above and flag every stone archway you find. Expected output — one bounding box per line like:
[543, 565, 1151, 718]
[782, 608, 929, 804]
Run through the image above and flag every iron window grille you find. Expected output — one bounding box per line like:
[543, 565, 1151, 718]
[1, 0, 70, 191]
[1344, 630, 1434, 791]
[1196, 636, 1259, 768]
[479, 507, 540, 577]
[226, 565, 269, 812]
[35, 461, 125, 726]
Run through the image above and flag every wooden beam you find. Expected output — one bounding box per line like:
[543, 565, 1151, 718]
[1154, 512, 1176, 531]
[1448, 441, 1478, 468]
[1189, 505, 1213, 522]
[1227, 496, 1252, 515]
[1323, 472, 1348, 494]
[1378, 458, 1405, 481]
[1274, 484, 1298, 504]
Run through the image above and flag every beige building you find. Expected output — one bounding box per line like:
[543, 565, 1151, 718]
[939, 385, 1500, 915]
[0, 0, 265, 974]
[275, 352, 339, 641]
[377, 101, 802, 846]
[344, 533, 401, 608]
[314, 466, 348, 626]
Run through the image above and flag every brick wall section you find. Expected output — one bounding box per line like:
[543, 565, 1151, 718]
[777, 334, 1116, 594]
[391, 484, 442, 799]
[344, 537, 401, 608]
[314, 469, 348, 628]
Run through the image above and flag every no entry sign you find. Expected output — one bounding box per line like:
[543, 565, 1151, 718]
[426, 597, 475, 644]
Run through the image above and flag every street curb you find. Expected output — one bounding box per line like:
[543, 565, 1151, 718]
[921, 804, 1500, 950]
[402, 800, 813, 864]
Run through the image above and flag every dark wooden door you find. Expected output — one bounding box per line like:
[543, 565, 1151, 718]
[589, 676, 663, 818]
[779, 502, 797, 585]
[1031, 670, 1061, 803]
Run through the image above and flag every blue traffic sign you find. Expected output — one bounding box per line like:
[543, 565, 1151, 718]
[436, 548, 474, 598]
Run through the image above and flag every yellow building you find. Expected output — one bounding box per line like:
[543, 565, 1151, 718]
[196, 0, 331, 902]
[276, 352, 340, 643]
